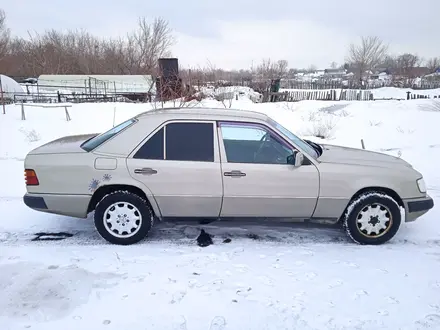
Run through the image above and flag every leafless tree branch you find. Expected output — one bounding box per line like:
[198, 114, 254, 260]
[346, 36, 389, 83]
[0, 9, 10, 60]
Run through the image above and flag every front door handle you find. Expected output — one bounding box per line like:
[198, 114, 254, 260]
[134, 167, 157, 175]
[224, 170, 246, 177]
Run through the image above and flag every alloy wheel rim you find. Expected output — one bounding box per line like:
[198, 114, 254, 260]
[356, 203, 393, 238]
[103, 202, 142, 238]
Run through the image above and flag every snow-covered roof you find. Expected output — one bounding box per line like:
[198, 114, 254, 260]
[37, 75, 156, 94]
[0, 74, 25, 98]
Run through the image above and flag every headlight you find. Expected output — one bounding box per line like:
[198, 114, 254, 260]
[417, 178, 427, 193]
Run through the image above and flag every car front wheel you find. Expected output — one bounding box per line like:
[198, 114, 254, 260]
[94, 191, 154, 245]
[343, 191, 402, 245]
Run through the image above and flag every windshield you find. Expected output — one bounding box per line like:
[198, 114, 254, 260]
[268, 118, 319, 159]
[81, 118, 136, 152]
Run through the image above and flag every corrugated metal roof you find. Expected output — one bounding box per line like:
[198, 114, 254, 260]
[37, 75, 156, 94]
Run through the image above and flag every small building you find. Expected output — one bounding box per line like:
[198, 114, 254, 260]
[324, 68, 346, 77]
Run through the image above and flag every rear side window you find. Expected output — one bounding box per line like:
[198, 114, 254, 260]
[133, 128, 164, 159]
[81, 118, 136, 152]
[166, 122, 214, 162]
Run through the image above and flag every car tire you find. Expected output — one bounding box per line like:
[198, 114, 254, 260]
[343, 191, 401, 245]
[94, 191, 154, 245]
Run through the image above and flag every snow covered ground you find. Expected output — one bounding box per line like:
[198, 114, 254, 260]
[1, 91, 440, 330]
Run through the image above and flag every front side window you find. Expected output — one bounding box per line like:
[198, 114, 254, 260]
[220, 123, 293, 164]
[268, 118, 318, 159]
[165, 122, 214, 162]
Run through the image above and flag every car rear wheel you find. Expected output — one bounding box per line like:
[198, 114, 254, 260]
[94, 191, 154, 245]
[343, 191, 402, 245]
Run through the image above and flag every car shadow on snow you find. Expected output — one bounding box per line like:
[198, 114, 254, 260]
[2, 214, 437, 247]
[17, 216, 353, 246]
[149, 220, 351, 247]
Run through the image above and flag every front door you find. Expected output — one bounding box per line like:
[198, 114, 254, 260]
[126, 120, 223, 218]
[218, 121, 319, 218]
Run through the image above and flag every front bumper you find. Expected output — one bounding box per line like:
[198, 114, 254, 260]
[403, 195, 434, 222]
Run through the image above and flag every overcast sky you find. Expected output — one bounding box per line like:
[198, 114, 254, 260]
[2, 0, 439, 70]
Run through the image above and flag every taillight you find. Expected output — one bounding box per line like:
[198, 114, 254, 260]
[25, 169, 39, 186]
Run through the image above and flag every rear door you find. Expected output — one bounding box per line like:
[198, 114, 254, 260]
[126, 120, 223, 218]
[218, 121, 319, 218]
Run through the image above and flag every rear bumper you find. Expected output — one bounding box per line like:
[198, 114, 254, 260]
[23, 195, 48, 209]
[23, 193, 91, 218]
[403, 195, 434, 222]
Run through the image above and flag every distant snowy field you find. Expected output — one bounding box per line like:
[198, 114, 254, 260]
[1, 87, 440, 330]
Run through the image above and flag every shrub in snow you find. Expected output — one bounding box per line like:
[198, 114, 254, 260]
[19, 128, 41, 142]
[306, 118, 336, 139]
[369, 120, 382, 127]
[282, 102, 298, 112]
[396, 126, 415, 134]
[336, 109, 350, 117]
[418, 100, 440, 112]
[304, 111, 319, 122]
[301, 113, 337, 139]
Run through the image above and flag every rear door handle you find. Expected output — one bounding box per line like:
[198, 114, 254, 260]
[224, 170, 246, 177]
[134, 167, 157, 175]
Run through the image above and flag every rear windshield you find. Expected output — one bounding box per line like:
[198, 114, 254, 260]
[81, 118, 136, 152]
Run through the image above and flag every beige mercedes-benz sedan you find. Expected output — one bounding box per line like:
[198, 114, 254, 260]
[23, 107, 433, 245]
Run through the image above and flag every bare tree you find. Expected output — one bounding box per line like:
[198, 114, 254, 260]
[287, 68, 297, 78]
[307, 64, 317, 72]
[123, 17, 174, 74]
[253, 58, 289, 80]
[276, 60, 289, 78]
[254, 58, 275, 79]
[426, 57, 440, 73]
[396, 53, 420, 70]
[0, 9, 10, 60]
[380, 55, 398, 70]
[395, 53, 421, 83]
[346, 36, 388, 84]
[0, 15, 175, 78]
[204, 60, 220, 83]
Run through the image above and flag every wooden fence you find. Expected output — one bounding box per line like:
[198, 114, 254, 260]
[10, 92, 149, 104]
[264, 89, 373, 102]
[281, 80, 440, 90]
[409, 93, 440, 99]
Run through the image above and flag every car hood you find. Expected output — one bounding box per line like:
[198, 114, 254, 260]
[317, 144, 412, 168]
[28, 133, 98, 155]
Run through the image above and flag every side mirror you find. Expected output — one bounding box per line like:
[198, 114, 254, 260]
[287, 152, 304, 167]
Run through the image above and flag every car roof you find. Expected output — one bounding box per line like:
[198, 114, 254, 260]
[135, 107, 270, 121]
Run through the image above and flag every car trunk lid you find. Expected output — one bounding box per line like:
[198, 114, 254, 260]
[28, 133, 98, 155]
